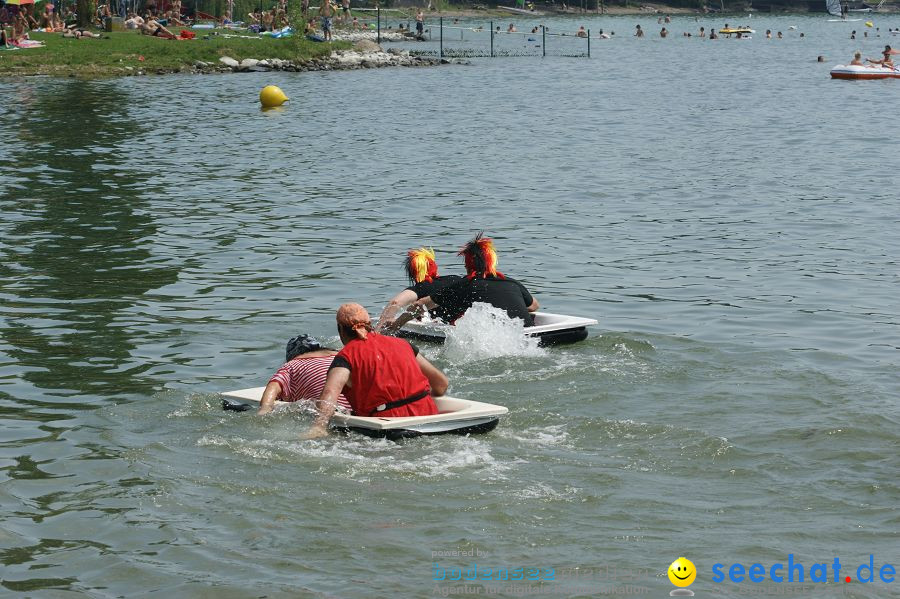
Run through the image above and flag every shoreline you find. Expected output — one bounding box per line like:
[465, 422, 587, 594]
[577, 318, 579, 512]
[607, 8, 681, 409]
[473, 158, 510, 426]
[3, 4, 897, 79]
[0, 30, 447, 79]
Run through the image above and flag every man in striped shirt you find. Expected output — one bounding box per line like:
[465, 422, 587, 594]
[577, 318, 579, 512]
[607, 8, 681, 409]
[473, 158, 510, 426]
[257, 334, 350, 415]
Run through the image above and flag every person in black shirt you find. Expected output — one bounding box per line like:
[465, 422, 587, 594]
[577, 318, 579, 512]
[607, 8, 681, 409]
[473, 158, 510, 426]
[395, 233, 539, 329]
[376, 247, 461, 331]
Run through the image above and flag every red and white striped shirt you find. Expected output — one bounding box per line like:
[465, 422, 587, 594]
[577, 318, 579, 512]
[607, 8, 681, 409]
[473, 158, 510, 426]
[269, 355, 351, 412]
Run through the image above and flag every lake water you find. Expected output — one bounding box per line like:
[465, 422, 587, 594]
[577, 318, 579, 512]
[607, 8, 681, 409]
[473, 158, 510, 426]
[1, 14, 898, 598]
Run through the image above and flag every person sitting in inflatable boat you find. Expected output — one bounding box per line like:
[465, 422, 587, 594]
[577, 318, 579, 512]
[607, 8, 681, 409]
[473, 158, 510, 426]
[391, 233, 539, 330]
[256, 334, 350, 415]
[867, 45, 896, 69]
[376, 247, 462, 331]
[302, 303, 449, 439]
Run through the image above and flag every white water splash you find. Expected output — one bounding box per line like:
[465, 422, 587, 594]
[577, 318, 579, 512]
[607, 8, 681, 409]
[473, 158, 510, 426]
[442, 303, 545, 363]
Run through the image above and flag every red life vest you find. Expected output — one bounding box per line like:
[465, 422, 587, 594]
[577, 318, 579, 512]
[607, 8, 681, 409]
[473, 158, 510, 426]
[337, 333, 437, 417]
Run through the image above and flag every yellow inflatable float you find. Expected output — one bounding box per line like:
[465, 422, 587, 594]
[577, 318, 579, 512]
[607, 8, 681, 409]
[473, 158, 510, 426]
[259, 85, 289, 108]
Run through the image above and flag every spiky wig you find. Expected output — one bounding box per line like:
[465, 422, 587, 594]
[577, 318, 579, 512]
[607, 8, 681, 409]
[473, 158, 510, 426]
[404, 247, 439, 284]
[459, 232, 504, 279]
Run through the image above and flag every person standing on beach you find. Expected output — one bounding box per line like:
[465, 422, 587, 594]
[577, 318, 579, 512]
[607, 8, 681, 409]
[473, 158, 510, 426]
[415, 8, 424, 37]
[319, 0, 334, 41]
[340, 0, 350, 25]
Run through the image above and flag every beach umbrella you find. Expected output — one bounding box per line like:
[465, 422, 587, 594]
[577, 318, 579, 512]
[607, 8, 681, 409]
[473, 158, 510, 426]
[6, 0, 37, 5]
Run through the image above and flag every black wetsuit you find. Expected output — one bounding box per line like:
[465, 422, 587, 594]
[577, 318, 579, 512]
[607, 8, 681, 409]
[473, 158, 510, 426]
[405, 274, 462, 300]
[430, 274, 535, 326]
[407, 274, 462, 323]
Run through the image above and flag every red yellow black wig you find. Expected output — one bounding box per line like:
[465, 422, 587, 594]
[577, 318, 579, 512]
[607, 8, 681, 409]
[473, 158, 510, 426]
[459, 232, 504, 279]
[405, 247, 439, 284]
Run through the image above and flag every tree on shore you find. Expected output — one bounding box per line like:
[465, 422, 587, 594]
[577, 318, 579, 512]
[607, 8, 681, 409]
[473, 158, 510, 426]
[77, 0, 97, 27]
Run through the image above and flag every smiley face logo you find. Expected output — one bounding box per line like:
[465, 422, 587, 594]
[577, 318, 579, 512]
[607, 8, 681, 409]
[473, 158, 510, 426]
[668, 557, 696, 588]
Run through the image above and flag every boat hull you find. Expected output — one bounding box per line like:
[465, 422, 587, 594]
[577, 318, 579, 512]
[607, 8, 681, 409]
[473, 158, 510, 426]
[221, 388, 508, 439]
[398, 311, 597, 347]
[830, 64, 900, 79]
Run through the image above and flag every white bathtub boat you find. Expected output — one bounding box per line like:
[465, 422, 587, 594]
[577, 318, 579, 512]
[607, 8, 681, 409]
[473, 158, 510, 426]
[398, 311, 597, 346]
[221, 387, 508, 440]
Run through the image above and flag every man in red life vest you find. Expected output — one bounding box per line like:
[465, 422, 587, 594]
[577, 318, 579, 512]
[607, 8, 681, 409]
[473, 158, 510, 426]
[303, 303, 448, 439]
[376, 247, 462, 331]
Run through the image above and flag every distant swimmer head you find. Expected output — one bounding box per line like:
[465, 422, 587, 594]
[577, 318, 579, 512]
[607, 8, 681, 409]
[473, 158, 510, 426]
[286, 334, 322, 361]
[405, 247, 438, 284]
[336, 303, 373, 341]
[459, 232, 503, 280]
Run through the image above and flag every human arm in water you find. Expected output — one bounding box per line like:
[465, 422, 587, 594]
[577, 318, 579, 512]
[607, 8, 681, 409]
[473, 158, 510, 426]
[302, 366, 350, 439]
[376, 288, 419, 332]
[257, 380, 283, 415]
[416, 351, 448, 397]
[380, 296, 436, 333]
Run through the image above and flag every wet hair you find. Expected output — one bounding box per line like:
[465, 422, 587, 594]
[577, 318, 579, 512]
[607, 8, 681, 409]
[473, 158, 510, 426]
[285, 334, 322, 361]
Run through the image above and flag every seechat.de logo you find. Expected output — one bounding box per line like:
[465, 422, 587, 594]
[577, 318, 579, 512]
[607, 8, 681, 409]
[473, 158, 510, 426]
[668, 557, 696, 596]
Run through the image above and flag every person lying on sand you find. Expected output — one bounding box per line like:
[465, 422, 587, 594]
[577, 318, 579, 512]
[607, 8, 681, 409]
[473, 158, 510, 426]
[63, 24, 102, 38]
[125, 12, 144, 29]
[139, 19, 177, 39]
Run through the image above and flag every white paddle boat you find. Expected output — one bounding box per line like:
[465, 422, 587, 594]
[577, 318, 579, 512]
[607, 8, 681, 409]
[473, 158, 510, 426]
[398, 311, 598, 346]
[221, 387, 508, 440]
[830, 64, 900, 79]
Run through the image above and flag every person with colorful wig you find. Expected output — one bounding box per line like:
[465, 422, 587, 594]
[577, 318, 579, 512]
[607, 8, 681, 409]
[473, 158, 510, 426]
[303, 303, 448, 439]
[400, 233, 539, 328]
[256, 334, 350, 415]
[376, 247, 462, 331]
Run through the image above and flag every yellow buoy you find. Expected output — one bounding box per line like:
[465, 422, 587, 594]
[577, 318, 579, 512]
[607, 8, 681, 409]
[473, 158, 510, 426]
[259, 85, 289, 108]
[865, 20, 873, 27]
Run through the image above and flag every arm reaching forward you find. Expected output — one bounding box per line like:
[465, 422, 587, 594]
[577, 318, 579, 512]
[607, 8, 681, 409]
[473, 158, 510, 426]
[302, 366, 350, 439]
[416, 351, 448, 397]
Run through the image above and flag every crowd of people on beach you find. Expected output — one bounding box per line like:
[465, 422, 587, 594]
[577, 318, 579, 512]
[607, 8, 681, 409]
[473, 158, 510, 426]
[249, 233, 538, 439]
[0, 0, 371, 47]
